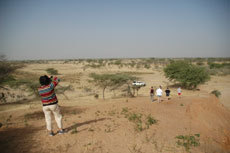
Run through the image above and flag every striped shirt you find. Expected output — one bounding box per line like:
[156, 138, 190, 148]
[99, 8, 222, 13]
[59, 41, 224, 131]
[38, 77, 59, 106]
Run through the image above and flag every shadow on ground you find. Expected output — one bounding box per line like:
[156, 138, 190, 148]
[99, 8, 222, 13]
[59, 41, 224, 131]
[0, 127, 41, 153]
[66, 118, 107, 132]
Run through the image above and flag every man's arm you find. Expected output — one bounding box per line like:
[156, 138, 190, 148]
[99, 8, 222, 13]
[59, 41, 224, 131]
[50, 76, 60, 89]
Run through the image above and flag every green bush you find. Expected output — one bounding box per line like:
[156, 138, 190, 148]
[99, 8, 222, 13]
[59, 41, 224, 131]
[121, 109, 157, 132]
[208, 62, 223, 69]
[164, 61, 210, 89]
[176, 134, 200, 152]
[144, 64, 151, 69]
[128, 112, 143, 131]
[145, 114, 157, 128]
[211, 90, 221, 98]
[207, 62, 230, 76]
[46, 68, 58, 75]
[94, 94, 99, 99]
[3, 78, 40, 97]
[208, 62, 230, 69]
[0, 60, 18, 85]
[196, 62, 204, 66]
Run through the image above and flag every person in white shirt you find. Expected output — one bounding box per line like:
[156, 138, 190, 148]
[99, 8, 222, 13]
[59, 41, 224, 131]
[156, 86, 163, 103]
[177, 87, 182, 98]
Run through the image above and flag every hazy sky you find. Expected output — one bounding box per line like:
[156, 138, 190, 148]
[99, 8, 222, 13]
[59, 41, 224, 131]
[0, 0, 229, 60]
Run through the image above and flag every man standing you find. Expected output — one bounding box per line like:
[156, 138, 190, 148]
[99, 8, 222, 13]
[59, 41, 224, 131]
[177, 87, 182, 98]
[156, 86, 163, 103]
[150, 86, 154, 102]
[38, 75, 65, 136]
[165, 87, 171, 100]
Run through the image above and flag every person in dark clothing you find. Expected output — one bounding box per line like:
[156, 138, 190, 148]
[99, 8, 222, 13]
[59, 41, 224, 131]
[165, 87, 171, 100]
[150, 86, 154, 102]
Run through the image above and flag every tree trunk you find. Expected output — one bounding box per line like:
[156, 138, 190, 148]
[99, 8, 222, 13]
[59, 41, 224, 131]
[103, 87, 106, 99]
[132, 87, 135, 96]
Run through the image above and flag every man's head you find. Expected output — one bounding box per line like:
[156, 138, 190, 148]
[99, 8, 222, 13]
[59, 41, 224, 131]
[39, 75, 51, 85]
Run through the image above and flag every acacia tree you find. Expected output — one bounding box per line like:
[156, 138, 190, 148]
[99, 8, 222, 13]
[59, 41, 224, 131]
[110, 73, 137, 97]
[164, 61, 210, 89]
[89, 73, 113, 99]
[89, 73, 136, 99]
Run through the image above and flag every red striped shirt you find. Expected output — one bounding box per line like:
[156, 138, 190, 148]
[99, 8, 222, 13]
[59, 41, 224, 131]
[38, 77, 59, 106]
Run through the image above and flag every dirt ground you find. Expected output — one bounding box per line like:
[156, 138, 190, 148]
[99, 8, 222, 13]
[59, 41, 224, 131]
[0, 61, 230, 153]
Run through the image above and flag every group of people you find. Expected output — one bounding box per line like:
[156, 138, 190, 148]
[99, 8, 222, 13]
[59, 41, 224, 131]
[38, 75, 183, 136]
[150, 86, 182, 102]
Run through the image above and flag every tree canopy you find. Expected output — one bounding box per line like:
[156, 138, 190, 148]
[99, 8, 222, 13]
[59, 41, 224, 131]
[89, 73, 137, 99]
[164, 61, 210, 89]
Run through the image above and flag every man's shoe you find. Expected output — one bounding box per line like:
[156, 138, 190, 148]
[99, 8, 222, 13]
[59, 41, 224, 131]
[49, 132, 54, 136]
[58, 129, 65, 134]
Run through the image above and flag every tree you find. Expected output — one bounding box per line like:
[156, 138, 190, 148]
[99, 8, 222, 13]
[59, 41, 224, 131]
[89, 73, 112, 99]
[89, 73, 137, 99]
[0, 55, 18, 86]
[46, 68, 59, 75]
[110, 73, 137, 97]
[164, 61, 210, 89]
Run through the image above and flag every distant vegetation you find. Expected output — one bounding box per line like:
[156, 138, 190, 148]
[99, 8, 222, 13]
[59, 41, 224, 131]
[1, 57, 230, 102]
[211, 90, 221, 98]
[0, 56, 70, 103]
[164, 61, 210, 89]
[79, 58, 230, 77]
[208, 62, 230, 69]
[46, 68, 59, 75]
[0, 55, 20, 86]
[40, 57, 230, 76]
[0, 55, 40, 102]
[207, 62, 230, 76]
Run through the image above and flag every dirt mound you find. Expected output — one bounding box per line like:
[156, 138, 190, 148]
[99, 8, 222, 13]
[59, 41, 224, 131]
[0, 95, 230, 153]
[185, 95, 230, 152]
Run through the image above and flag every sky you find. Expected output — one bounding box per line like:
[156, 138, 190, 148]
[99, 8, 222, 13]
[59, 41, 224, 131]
[0, 0, 229, 60]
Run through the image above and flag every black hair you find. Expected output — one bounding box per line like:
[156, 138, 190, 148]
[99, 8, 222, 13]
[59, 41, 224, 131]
[39, 75, 51, 85]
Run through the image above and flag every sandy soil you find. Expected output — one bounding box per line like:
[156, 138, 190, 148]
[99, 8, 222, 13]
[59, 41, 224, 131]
[0, 61, 230, 153]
